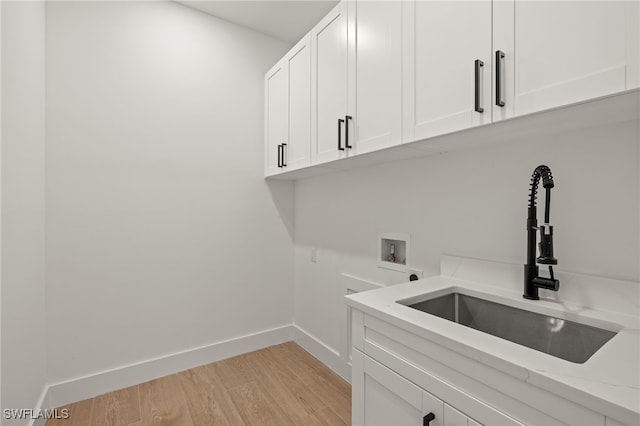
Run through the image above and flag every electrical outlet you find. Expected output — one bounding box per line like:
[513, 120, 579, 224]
[311, 248, 317, 263]
[406, 268, 424, 282]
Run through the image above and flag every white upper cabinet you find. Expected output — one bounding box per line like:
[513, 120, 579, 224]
[264, 60, 287, 176]
[311, 2, 350, 164]
[286, 35, 312, 171]
[264, 35, 311, 176]
[311, 0, 403, 165]
[493, 0, 639, 120]
[350, 0, 403, 155]
[403, 0, 492, 142]
[266, 0, 639, 177]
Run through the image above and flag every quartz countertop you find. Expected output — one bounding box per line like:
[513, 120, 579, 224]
[344, 256, 640, 425]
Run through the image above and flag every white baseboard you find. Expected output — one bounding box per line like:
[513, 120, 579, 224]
[32, 323, 352, 422]
[42, 324, 294, 410]
[27, 386, 50, 426]
[293, 324, 351, 383]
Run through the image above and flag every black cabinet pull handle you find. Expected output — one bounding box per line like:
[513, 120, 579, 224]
[338, 118, 345, 151]
[281, 143, 287, 167]
[474, 59, 484, 113]
[495, 50, 505, 107]
[277, 144, 282, 168]
[423, 412, 435, 426]
[345, 115, 353, 148]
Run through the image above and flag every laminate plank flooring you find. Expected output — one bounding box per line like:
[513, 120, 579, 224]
[46, 398, 94, 426]
[177, 366, 244, 425]
[242, 349, 326, 422]
[46, 342, 351, 426]
[139, 375, 194, 426]
[92, 385, 140, 426]
[227, 380, 295, 426]
[267, 344, 351, 424]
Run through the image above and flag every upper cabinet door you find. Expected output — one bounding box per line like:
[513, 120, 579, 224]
[285, 35, 312, 171]
[311, 2, 349, 165]
[494, 0, 638, 119]
[264, 60, 287, 177]
[350, 0, 403, 155]
[264, 36, 311, 177]
[403, 0, 492, 143]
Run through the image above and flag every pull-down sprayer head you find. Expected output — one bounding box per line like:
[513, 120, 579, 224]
[524, 165, 559, 300]
[529, 165, 557, 265]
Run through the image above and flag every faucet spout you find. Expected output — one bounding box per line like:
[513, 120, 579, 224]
[524, 165, 560, 300]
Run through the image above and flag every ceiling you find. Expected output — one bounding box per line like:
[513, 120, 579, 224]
[177, 1, 339, 44]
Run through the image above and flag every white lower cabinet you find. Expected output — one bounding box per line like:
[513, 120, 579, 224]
[353, 348, 440, 426]
[353, 349, 510, 426]
[445, 404, 471, 426]
[350, 309, 614, 426]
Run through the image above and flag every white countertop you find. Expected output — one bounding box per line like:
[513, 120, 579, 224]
[344, 257, 640, 425]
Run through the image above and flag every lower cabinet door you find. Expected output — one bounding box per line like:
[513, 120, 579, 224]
[353, 348, 527, 426]
[445, 404, 469, 426]
[353, 349, 445, 426]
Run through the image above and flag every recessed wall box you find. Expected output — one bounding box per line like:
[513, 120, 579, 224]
[378, 232, 410, 273]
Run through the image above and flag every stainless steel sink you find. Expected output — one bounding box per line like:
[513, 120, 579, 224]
[403, 293, 618, 363]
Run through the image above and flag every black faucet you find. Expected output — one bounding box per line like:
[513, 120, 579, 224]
[523, 165, 560, 300]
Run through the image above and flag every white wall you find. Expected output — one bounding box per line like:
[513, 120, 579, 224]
[1, 0, 48, 423]
[294, 119, 639, 366]
[5, 0, 636, 412]
[1, 0, 4, 412]
[45, 0, 294, 391]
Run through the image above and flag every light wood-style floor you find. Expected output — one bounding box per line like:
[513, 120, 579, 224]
[46, 342, 351, 426]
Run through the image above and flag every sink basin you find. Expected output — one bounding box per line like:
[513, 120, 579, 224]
[403, 292, 618, 363]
